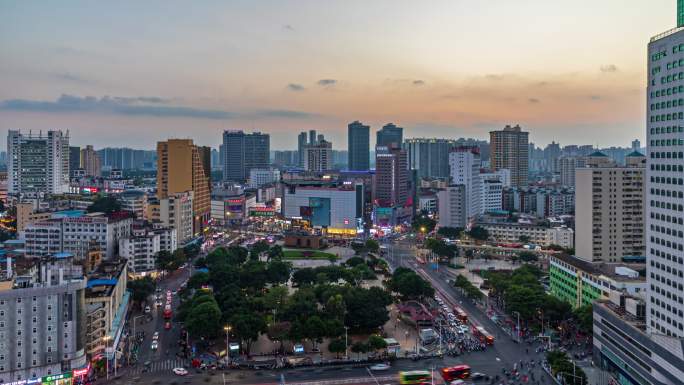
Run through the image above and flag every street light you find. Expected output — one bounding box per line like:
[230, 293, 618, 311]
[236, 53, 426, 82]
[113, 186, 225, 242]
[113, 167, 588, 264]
[512, 311, 521, 343]
[224, 325, 232, 361]
[103, 335, 111, 380]
[344, 326, 349, 360]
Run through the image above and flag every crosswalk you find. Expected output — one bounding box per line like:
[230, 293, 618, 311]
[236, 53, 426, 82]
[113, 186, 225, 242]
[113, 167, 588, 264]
[130, 358, 190, 375]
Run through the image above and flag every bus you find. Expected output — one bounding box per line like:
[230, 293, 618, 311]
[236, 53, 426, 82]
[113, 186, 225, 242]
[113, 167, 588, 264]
[453, 306, 468, 323]
[472, 326, 494, 345]
[399, 370, 431, 384]
[440, 365, 471, 381]
[163, 308, 172, 319]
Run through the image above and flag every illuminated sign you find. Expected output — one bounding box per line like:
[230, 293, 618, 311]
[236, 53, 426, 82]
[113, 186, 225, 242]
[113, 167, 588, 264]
[250, 208, 275, 217]
[43, 373, 72, 382]
[72, 363, 91, 376]
[227, 199, 244, 203]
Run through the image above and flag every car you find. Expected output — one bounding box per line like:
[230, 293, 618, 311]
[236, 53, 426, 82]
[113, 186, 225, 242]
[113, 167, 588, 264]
[369, 363, 391, 371]
[165, 322, 172, 330]
[153, 332, 159, 340]
[144, 306, 151, 313]
[471, 372, 487, 380]
[173, 367, 188, 376]
[450, 380, 467, 385]
[151, 341, 158, 350]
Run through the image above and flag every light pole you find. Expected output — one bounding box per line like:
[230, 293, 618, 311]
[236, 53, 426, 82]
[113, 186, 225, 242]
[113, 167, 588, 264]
[512, 311, 521, 342]
[224, 325, 232, 362]
[103, 335, 111, 380]
[344, 326, 349, 360]
[129, 314, 145, 365]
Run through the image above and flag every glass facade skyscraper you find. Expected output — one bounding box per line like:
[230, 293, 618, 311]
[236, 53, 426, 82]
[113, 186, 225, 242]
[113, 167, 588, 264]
[347, 121, 370, 171]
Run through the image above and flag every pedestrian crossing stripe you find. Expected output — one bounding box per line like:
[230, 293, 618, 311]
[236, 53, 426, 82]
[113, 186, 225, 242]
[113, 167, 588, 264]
[130, 359, 190, 375]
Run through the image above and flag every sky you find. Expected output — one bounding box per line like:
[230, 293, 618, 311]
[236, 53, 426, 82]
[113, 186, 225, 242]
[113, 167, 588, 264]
[0, 0, 677, 150]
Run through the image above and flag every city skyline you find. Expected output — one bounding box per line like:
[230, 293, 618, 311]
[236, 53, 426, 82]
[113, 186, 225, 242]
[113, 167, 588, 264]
[0, 0, 677, 150]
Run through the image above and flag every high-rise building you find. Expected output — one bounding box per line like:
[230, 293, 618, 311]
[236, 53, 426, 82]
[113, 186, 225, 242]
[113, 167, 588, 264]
[249, 168, 281, 188]
[375, 145, 409, 209]
[376, 123, 403, 148]
[157, 139, 211, 235]
[489, 125, 529, 187]
[404, 138, 457, 180]
[631, 138, 641, 152]
[309, 130, 317, 145]
[575, 151, 645, 263]
[438, 185, 467, 229]
[69, 146, 80, 175]
[80, 145, 101, 177]
[221, 131, 270, 182]
[558, 156, 586, 187]
[543, 141, 561, 173]
[7, 130, 70, 195]
[448, 147, 482, 219]
[303, 140, 333, 172]
[297, 132, 308, 167]
[347, 121, 370, 171]
[97, 147, 156, 170]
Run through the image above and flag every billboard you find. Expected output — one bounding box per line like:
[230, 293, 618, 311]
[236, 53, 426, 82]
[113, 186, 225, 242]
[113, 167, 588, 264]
[308, 197, 331, 227]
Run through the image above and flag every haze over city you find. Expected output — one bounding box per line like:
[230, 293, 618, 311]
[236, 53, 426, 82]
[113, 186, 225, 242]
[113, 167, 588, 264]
[0, 0, 677, 149]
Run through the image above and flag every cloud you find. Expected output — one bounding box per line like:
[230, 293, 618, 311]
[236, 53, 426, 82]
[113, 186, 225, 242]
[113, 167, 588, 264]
[600, 64, 618, 73]
[52, 72, 92, 84]
[287, 83, 305, 92]
[0, 94, 318, 120]
[283, 24, 295, 31]
[317, 79, 337, 86]
[413, 80, 425, 86]
[589, 95, 602, 100]
[528, 98, 540, 103]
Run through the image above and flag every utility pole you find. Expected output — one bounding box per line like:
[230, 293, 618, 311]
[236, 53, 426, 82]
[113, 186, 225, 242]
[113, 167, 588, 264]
[344, 326, 349, 360]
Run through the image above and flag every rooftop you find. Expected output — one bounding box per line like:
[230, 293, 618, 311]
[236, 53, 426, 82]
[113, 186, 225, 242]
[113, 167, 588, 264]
[551, 253, 645, 282]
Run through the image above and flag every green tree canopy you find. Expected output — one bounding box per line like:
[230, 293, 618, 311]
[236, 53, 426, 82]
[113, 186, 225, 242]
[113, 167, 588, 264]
[87, 195, 121, 214]
[186, 299, 222, 339]
[467, 226, 489, 241]
[127, 276, 155, 305]
[437, 226, 463, 239]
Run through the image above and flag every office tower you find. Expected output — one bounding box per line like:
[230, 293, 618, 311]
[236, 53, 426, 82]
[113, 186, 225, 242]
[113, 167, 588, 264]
[308, 130, 317, 145]
[375, 145, 409, 209]
[80, 145, 101, 177]
[157, 139, 211, 235]
[404, 138, 457, 180]
[376, 123, 403, 148]
[221, 131, 270, 182]
[317, 134, 325, 143]
[303, 140, 333, 172]
[69, 146, 80, 175]
[0, 255, 88, 383]
[97, 148, 157, 170]
[347, 121, 370, 171]
[558, 156, 586, 187]
[297, 132, 308, 167]
[448, 147, 482, 218]
[575, 151, 645, 263]
[7, 130, 70, 195]
[438, 185, 467, 229]
[632, 139, 641, 152]
[490, 124, 529, 187]
[332, 150, 349, 167]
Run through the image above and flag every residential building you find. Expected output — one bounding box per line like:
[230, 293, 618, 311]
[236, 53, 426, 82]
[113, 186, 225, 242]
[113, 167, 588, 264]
[118, 190, 148, 219]
[248, 168, 281, 188]
[575, 151, 645, 262]
[558, 156, 586, 187]
[303, 140, 333, 172]
[148, 191, 193, 245]
[283, 182, 363, 236]
[97, 148, 156, 170]
[448, 147, 482, 218]
[347, 121, 370, 171]
[156, 139, 211, 235]
[119, 224, 176, 273]
[479, 168, 511, 187]
[309, 130, 317, 145]
[479, 221, 574, 248]
[376, 123, 403, 148]
[221, 131, 270, 182]
[404, 138, 456, 180]
[80, 145, 101, 177]
[502, 186, 575, 218]
[69, 146, 80, 176]
[489, 124, 529, 187]
[418, 193, 438, 215]
[438, 185, 467, 229]
[481, 177, 503, 213]
[374, 145, 411, 226]
[273, 150, 298, 167]
[549, 253, 646, 308]
[0, 254, 88, 383]
[84, 259, 129, 362]
[297, 132, 308, 167]
[7, 130, 70, 195]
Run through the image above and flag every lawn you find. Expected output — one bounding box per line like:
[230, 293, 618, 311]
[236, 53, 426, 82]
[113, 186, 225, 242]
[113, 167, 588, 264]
[283, 250, 338, 260]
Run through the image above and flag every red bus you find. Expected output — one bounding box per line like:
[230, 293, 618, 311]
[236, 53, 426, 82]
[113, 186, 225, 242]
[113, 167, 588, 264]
[453, 306, 468, 323]
[440, 365, 471, 381]
[163, 308, 172, 319]
[472, 326, 494, 345]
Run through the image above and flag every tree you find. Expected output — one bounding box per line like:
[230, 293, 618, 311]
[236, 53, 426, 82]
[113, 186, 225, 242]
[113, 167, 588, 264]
[364, 239, 379, 254]
[412, 213, 436, 234]
[518, 235, 531, 243]
[327, 338, 347, 358]
[250, 240, 270, 260]
[345, 256, 366, 267]
[574, 304, 593, 334]
[268, 245, 284, 261]
[87, 195, 121, 214]
[367, 334, 387, 354]
[292, 268, 317, 287]
[266, 260, 292, 285]
[127, 276, 155, 305]
[391, 270, 434, 299]
[305, 315, 328, 349]
[350, 341, 369, 358]
[504, 285, 545, 320]
[186, 300, 222, 339]
[187, 271, 210, 289]
[344, 286, 392, 332]
[230, 312, 267, 354]
[467, 226, 489, 241]
[519, 251, 538, 262]
[437, 226, 462, 239]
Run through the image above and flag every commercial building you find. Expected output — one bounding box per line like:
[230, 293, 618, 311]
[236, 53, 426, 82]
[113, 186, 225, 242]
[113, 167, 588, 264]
[437, 185, 467, 229]
[575, 151, 645, 263]
[374, 145, 411, 226]
[347, 121, 370, 171]
[118, 190, 148, 219]
[24, 213, 132, 259]
[297, 132, 308, 168]
[418, 193, 438, 215]
[479, 169, 511, 187]
[481, 178, 503, 213]
[0, 254, 88, 383]
[489, 124, 529, 187]
[156, 139, 211, 235]
[303, 140, 333, 172]
[549, 253, 646, 308]
[404, 138, 456, 180]
[69, 146, 81, 176]
[376, 123, 403, 148]
[248, 168, 281, 188]
[476, 215, 575, 248]
[221, 131, 270, 182]
[283, 182, 363, 236]
[119, 223, 176, 273]
[210, 185, 256, 226]
[84, 259, 129, 361]
[448, 147, 482, 218]
[80, 145, 101, 177]
[148, 191, 194, 245]
[7, 130, 70, 195]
